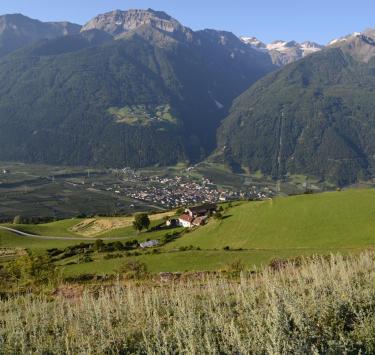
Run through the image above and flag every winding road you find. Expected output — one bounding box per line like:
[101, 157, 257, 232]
[0, 225, 124, 241]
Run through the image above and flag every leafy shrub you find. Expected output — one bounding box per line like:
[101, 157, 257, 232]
[5, 254, 59, 287]
[77, 254, 93, 264]
[119, 260, 148, 280]
[214, 212, 223, 220]
[225, 258, 245, 274]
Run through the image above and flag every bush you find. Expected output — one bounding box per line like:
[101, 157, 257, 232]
[269, 257, 303, 271]
[119, 260, 148, 279]
[77, 254, 93, 264]
[5, 254, 59, 287]
[13, 215, 24, 224]
[162, 233, 179, 245]
[46, 248, 64, 257]
[225, 258, 245, 274]
[94, 239, 105, 252]
[214, 212, 223, 220]
[113, 241, 124, 251]
[124, 240, 139, 250]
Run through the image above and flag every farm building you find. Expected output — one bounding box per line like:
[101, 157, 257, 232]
[179, 214, 195, 228]
[178, 203, 216, 228]
[139, 240, 159, 249]
[185, 203, 217, 218]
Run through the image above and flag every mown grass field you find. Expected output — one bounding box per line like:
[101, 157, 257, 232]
[2, 188, 375, 275]
[61, 248, 362, 276]
[3, 219, 82, 237]
[0, 231, 79, 251]
[169, 189, 375, 250]
[0, 220, 182, 251]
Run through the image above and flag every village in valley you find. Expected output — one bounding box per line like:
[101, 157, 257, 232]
[0, 162, 275, 220]
[106, 167, 274, 208]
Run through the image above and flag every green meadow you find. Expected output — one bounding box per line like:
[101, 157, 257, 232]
[2, 188, 375, 275]
[169, 189, 375, 250]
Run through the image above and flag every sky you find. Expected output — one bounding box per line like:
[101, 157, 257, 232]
[0, 0, 374, 44]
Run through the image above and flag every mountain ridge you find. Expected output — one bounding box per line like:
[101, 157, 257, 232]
[2, 9, 375, 185]
[240, 36, 324, 66]
[0, 9, 275, 168]
[0, 13, 81, 57]
[218, 33, 375, 185]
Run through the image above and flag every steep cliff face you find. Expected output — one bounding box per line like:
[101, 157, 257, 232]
[81, 9, 194, 43]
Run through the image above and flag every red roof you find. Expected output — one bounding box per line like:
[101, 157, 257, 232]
[179, 214, 194, 223]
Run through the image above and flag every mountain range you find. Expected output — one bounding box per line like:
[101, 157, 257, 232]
[1, 9, 375, 185]
[0, 9, 274, 167]
[240, 37, 324, 66]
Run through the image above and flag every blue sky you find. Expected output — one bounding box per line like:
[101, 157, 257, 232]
[0, 0, 374, 44]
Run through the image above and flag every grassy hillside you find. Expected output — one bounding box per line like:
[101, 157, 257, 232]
[170, 189, 375, 250]
[0, 231, 79, 251]
[3, 253, 375, 353]
[3, 188, 375, 274]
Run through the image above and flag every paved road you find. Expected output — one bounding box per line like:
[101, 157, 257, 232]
[0, 225, 124, 241]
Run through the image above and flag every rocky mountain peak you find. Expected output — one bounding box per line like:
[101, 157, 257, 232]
[81, 8, 189, 38]
[240, 36, 324, 66]
[240, 36, 267, 51]
[301, 41, 323, 49]
[328, 30, 375, 63]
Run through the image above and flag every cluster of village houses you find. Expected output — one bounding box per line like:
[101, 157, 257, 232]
[126, 176, 233, 208]
[86, 167, 273, 210]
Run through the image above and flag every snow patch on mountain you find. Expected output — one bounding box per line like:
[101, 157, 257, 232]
[240, 36, 323, 65]
[240, 36, 267, 52]
[329, 32, 363, 46]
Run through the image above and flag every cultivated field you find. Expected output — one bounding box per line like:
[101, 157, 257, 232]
[70, 211, 174, 237]
[0, 162, 162, 219]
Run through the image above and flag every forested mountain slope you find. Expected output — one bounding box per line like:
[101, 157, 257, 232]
[0, 9, 275, 167]
[218, 31, 375, 185]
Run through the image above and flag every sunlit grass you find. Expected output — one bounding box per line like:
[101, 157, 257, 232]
[2, 252, 375, 353]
